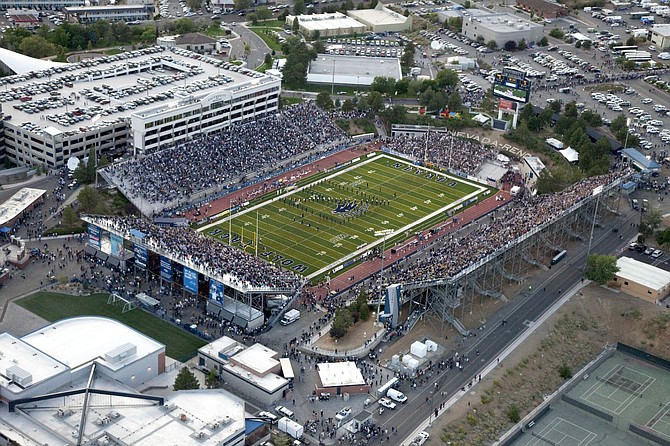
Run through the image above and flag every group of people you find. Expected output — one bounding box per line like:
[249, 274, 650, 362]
[382, 133, 496, 176]
[89, 215, 301, 290]
[388, 171, 627, 283]
[102, 102, 349, 209]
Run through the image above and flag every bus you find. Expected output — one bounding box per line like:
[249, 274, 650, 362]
[279, 358, 295, 390]
[551, 250, 567, 266]
[612, 45, 638, 54]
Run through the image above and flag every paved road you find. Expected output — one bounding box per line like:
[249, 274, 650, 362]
[381, 204, 640, 443]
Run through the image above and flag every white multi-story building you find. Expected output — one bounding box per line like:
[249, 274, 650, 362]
[0, 46, 281, 168]
[0, 0, 82, 9]
[63, 5, 153, 23]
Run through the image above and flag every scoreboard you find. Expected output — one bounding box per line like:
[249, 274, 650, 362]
[493, 68, 532, 104]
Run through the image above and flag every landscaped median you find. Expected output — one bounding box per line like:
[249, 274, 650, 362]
[18, 291, 206, 362]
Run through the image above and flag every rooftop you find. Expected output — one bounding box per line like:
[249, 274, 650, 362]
[616, 257, 670, 291]
[318, 361, 366, 388]
[307, 54, 402, 85]
[347, 5, 410, 26]
[652, 24, 670, 36]
[622, 148, 661, 170]
[22, 316, 164, 372]
[464, 10, 542, 32]
[223, 362, 288, 393]
[0, 333, 67, 392]
[0, 45, 274, 139]
[63, 4, 148, 12]
[523, 155, 546, 174]
[176, 32, 218, 46]
[0, 187, 45, 228]
[287, 12, 366, 31]
[230, 343, 279, 376]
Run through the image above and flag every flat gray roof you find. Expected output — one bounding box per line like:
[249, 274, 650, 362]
[308, 55, 402, 85]
[465, 10, 542, 32]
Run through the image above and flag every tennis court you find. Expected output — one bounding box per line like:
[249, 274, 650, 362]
[579, 364, 655, 415]
[525, 417, 596, 446]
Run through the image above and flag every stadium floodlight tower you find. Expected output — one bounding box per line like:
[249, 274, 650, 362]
[374, 229, 395, 326]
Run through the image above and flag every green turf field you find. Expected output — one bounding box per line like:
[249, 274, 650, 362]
[18, 292, 206, 361]
[199, 153, 489, 279]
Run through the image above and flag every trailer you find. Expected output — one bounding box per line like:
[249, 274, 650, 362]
[278, 417, 304, 439]
[545, 138, 564, 150]
[281, 309, 301, 326]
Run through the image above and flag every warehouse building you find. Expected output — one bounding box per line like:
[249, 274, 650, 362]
[286, 12, 366, 37]
[610, 257, 670, 303]
[461, 10, 544, 48]
[63, 5, 153, 23]
[307, 54, 402, 86]
[0, 46, 280, 168]
[197, 336, 289, 405]
[650, 24, 670, 50]
[347, 3, 412, 33]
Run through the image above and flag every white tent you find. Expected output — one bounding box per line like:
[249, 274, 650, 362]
[67, 156, 80, 172]
[559, 147, 579, 162]
[0, 47, 69, 75]
[430, 40, 444, 51]
[473, 113, 489, 124]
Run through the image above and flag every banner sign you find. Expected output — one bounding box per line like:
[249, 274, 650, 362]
[160, 256, 172, 282]
[88, 224, 101, 248]
[209, 278, 225, 302]
[183, 266, 198, 294]
[134, 244, 148, 269]
[110, 233, 124, 257]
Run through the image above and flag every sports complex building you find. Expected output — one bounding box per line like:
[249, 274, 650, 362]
[0, 45, 280, 168]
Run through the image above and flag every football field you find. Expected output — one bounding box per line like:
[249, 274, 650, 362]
[199, 153, 490, 280]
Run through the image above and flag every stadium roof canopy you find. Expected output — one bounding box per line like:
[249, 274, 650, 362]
[0, 47, 69, 75]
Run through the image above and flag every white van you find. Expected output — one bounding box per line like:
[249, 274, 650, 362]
[387, 388, 408, 403]
[275, 405, 295, 419]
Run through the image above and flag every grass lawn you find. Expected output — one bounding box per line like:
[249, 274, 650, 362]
[199, 152, 490, 280]
[248, 26, 284, 52]
[255, 19, 286, 28]
[18, 292, 206, 361]
[103, 48, 124, 55]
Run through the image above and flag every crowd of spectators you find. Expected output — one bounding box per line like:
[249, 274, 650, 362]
[102, 102, 348, 208]
[87, 215, 301, 290]
[382, 133, 496, 176]
[388, 171, 627, 283]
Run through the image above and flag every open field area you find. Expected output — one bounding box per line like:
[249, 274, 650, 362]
[17, 292, 206, 361]
[199, 153, 489, 279]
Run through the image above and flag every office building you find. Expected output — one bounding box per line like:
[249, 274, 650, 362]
[286, 12, 366, 37]
[461, 9, 544, 48]
[650, 24, 670, 50]
[347, 3, 412, 33]
[63, 5, 153, 23]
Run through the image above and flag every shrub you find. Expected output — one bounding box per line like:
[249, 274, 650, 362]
[507, 405, 520, 423]
[559, 364, 573, 380]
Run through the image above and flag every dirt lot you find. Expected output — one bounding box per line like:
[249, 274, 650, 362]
[424, 284, 670, 446]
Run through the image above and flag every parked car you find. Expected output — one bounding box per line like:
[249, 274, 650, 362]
[652, 249, 663, 258]
[378, 398, 397, 410]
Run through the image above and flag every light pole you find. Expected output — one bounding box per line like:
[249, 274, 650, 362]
[587, 185, 604, 258]
[374, 229, 394, 326]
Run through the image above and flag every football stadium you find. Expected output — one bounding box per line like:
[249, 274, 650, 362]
[198, 152, 491, 279]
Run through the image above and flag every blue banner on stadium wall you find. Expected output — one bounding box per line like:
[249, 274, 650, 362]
[183, 267, 198, 294]
[88, 224, 101, 248]
[209, 278, 224, 302]
[110, 233, 123, 257]
[134, 244, 148, 269]
[160, 256, 172, 282]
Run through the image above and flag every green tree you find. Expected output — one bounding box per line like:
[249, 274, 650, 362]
[264, 53, 272, 66]
[371, 76, 396, 95]
[580, 109, 602, 127]
[435, 69, 459, 89]
[367, 91, 385, 113]
[582, 40, 592, 49]
[463, 0, 471, 7]
[341, 98, 355, 112]
[549, 28, 564, 39]
[77, 186, 101, 214]
[316, 92, 333, 109]
[657, 227, 670, 248]
[256, 6, 272, 21]
[395, 78, 409, 94]
[62, 206, 79, 227]
[447, 91, 462, 111]
[538, 36, 549, 46]
[517, 38, 527, 51]
[282, 37, 316, 88]
[173, 367, 200, 390]
[626, 36, 636, 46]
[292, 17, 299, 34]
[559, 364, 573, 379]
[293, 0, 305, 14]
[575, 40, 582, 49]
[174, 18, 197, 34]
[585, 254, 620, 285]
[504, 40, 516, 51]
[400, 42, 416, 72]
[623, 60, 636, 71]
[564, 101, 578, 118]
[643, 208, 663, 233]
[205, 368, 219, 389]
[330, 308, 354, 339]
[19, 35, 56, 58]
[486, 39, 497, 50]
[187, 0, 201, 11]
[507, 405, 521, 423]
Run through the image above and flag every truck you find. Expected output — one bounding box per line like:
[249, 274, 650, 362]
[278, 417, 304, 439]
[281, 309, 300, 326]
[387, 388, 408, 403]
